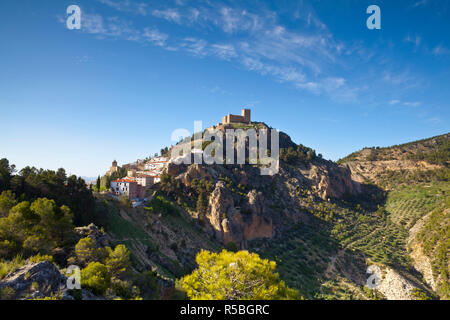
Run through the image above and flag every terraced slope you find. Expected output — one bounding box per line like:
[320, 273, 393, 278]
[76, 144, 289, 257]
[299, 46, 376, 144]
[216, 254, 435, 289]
[386, 182, 449, 229]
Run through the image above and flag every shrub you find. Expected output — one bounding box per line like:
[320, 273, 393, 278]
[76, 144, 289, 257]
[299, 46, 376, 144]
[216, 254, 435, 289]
[106, 244, 131, 278]
[0, 190, 16, 217]
[0, 255, 25, 280]
[0, 286, 15, 300]
[110, 278, 140, 299]
[75, 237, 97, 265]
[27, 253, 54, 264]
[411, 288, 433, 300]
[145, 196, 179, 216]
[178, 249, 299, 300]
[81, 262, 111, 295]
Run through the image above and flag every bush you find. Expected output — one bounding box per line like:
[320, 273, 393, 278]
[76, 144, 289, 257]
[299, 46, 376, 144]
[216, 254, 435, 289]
[226, 242, 238, 252]
[27, 253, 54, 264]
[280, 144, 317, 165]
[106, 244, 131, 278]
[145, 196, 179, 216]
[110, 278, 140, 299]
[75, 237, 98, 265]
[81, 262, 111, 295]
[119, 195, 132, 208]
[0, 286, 15, 300]
[0, 190, 16, 217]
[0, 255, 25, 280]
[411, 288, 433, 300]
[178, 249, 299, 300]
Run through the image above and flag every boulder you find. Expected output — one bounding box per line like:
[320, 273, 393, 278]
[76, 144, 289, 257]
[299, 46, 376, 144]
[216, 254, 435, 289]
[0, 261, 64, 300]
[74, 223, 110, 248]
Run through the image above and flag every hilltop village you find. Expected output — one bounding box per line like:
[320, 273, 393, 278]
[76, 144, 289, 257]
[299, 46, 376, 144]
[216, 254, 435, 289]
[106, 156, 169, 200]
[102, 108, 253, 202]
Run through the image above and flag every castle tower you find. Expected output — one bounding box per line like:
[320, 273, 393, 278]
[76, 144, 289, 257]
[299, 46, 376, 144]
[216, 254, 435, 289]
[221, 109, 251, 125]
[107, 160, 119, 176]
[241, 109, 251, 123]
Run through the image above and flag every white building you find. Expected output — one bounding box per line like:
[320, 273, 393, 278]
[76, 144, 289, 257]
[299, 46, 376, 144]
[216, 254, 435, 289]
[149, 156, 168, 163]
[136, 175, 154, 187]
[144, 162, 167, 171]
[144, 156, 168, 171]
[111, 178, 140, 199]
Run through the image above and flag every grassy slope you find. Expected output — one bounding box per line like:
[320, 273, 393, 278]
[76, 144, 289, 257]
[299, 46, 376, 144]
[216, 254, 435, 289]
[337, 132, 449, 163]
[101, 197, 221, 281]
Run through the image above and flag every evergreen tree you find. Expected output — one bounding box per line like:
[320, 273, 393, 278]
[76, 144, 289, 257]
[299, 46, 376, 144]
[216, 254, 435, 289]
[179, 250, 299, 300]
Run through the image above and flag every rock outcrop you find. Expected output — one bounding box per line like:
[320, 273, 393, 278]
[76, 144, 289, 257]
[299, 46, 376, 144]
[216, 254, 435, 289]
[302, 162, 361, 200]
[74, 223, 110, 248]
[205, 182, 274, 247]
[378, 268, 417, 300]
[0, 261, 65, 300]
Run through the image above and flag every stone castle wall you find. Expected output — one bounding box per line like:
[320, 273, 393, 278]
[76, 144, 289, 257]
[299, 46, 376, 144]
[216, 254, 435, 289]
[222, 109, 251, 124]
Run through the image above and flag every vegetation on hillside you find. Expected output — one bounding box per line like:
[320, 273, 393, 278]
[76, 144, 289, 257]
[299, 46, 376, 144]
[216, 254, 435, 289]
[0, 158, 100, 226]
[177, 249, 299, 300]
[416, 199, 450, 299]
[0, 197, 74, 260]
[337, 132, 449, 164]
[280, 144, 319, 165]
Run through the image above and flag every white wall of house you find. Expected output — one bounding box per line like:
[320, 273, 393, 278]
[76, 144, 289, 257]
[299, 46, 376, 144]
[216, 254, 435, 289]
[136, 176, 154, 187]
[111, 181, 130, 196]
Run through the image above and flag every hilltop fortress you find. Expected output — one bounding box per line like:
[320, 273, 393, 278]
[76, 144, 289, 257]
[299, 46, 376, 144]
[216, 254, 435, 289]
[222, 109, 251, 125]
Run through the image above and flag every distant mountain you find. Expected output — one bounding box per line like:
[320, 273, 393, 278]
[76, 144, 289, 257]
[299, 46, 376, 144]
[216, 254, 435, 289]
[337, 132, 449, 188]
[81, 176, 97, 183]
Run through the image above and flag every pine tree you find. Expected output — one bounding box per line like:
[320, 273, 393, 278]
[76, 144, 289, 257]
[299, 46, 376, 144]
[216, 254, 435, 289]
[196, 193, 207, 215]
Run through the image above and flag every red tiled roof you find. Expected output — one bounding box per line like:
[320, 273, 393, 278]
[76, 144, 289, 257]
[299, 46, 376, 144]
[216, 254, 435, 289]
[112, 179, 136, 183]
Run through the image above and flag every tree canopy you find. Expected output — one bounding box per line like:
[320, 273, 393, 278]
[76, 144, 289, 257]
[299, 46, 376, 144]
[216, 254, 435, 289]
[178, 249, 299, 300]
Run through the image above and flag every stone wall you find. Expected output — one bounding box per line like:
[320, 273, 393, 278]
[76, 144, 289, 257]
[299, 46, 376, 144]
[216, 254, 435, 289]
[222, 109, 251, 124]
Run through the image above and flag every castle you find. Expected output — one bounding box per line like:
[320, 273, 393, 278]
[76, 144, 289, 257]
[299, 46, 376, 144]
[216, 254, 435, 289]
[222, 109, 251, 125]
[106, 160, 119, 176]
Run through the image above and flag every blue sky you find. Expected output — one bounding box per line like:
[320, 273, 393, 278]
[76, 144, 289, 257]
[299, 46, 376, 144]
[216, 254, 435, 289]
[0, 0, 449, 177]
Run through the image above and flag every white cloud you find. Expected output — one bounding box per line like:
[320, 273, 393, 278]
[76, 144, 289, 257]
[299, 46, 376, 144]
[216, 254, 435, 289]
[404, 35, 421, 47]
[389, 100, 421, 107]
[403, 101, 421, 107]
[98, 0, 148, 15]
[389, 99, 400, 105]
[426, 117, 441, 124]
[65, 13, 168, 46]
[210, 44, 237, 60]
[180, 38, 208, 56]
[412, 0, 429, 8]
[142, 28, 168, 46]
[82, 14, 107, 35]
[432, 45, 450, 55]
[152, 9, 182, 24]
[86, 1, 363, 103]
[383, 71, 418, 87]
[218, 7, 264, 34]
